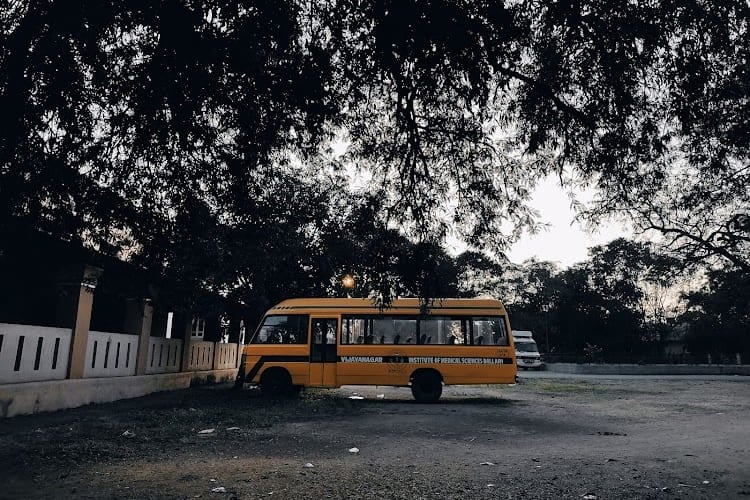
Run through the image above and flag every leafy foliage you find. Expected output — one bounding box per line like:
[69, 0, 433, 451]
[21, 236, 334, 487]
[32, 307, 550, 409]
[502, 240, 692, 358]
[1, 0, 748, 311]
[682, 268, 750, 359]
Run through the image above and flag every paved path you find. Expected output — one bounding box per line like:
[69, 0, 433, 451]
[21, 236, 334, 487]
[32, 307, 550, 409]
[519, 370, 750, 381]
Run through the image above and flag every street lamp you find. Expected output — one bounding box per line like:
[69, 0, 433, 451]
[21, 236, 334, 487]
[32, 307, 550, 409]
[342, 274, 356, 298]
[342, 274, 355, 291]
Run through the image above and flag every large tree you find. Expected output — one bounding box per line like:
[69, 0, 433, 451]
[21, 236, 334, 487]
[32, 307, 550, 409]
[2, 0, 747, 299]
[511, 240, 683, 357]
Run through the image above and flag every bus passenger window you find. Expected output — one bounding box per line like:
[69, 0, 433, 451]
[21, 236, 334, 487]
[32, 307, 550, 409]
[471, 317, 509, 346]
[368, 317, 417, 344]
[342, 317, 370, 345]
[418, 317, 466, 344]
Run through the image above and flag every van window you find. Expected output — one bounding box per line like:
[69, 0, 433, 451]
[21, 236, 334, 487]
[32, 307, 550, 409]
[515, 341, 538, 353]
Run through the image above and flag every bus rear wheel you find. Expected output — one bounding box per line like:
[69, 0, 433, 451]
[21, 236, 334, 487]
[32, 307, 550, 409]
[260, 369, 293, 398]
[411, 371, 442, 403]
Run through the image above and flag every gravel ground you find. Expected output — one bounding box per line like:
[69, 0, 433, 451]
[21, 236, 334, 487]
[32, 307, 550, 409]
[1, 377, 749, 499]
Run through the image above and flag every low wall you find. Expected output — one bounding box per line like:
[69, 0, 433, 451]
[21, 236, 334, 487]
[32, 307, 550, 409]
[84, 331, 138, 378]
[0, 323, 71, 384]
[0, 368, 238, 418]
[145, 338, 182, 374]
[546, 363, 750, 376]
[186, 340, 214, 371]
[214, 342, 238, 370]
[2, 321, 239, 385]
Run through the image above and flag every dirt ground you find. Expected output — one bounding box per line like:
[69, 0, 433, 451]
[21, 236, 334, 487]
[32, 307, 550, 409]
[1, 376, 748, 499]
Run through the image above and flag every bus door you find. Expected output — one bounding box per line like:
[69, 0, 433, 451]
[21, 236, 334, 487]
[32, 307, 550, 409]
[309, 317, 338, 387]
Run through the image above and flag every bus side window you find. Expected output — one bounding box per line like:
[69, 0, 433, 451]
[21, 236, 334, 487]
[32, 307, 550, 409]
[418, 317, 466, 344]
[342, 317, 367, 344]
[471, 317, 508, 346]
[491, 318, 509, 345]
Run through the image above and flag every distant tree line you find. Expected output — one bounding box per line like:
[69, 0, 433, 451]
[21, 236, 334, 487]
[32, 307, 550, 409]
[484, 241, 749, 363]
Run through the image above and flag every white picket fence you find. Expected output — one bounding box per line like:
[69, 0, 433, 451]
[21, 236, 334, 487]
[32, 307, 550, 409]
[185, 340, 214, 371]
[145, 338, 183, 374]
[83, 331, 139, 378]
[214, 342, 238, 370]
[1, 322, 239, 384]
[0, 323, 72, 384]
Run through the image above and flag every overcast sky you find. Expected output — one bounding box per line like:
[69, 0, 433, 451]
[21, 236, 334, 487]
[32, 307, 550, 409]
[506, 176, 630, 268]
[337, 141, 629, 268]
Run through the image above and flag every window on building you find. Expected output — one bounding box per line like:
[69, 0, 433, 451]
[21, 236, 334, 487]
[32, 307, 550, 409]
[191, 317, 205, 338]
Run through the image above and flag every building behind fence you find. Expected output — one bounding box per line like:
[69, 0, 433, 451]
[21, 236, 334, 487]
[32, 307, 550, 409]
[0, 227, 247, 397]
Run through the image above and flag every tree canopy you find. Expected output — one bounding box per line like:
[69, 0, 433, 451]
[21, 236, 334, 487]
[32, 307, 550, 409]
[1, 0, 748, 307]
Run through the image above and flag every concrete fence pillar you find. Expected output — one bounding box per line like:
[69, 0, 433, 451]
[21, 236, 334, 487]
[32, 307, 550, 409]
[170, 312, 193, 371]
[212, 343, 222, 370]
[227, 315, 242, 344]
[127, 299, 154, 376]
[63, 266, 102, 379]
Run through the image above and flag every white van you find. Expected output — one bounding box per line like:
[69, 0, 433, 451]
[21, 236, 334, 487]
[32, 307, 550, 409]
[513, 330, 544, 370]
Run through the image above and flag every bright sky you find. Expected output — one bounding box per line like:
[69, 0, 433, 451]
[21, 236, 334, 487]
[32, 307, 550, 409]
[336, 141, 629, 269]
[506, 176, 630, 268]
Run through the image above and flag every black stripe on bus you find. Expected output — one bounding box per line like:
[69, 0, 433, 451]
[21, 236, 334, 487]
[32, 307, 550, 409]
[337, 356, 515, 365]
[246, 355, 309, 383]
[309, 357, 338, 364]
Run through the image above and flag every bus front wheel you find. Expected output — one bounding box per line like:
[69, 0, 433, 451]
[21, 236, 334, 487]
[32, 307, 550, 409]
[411, 370, 442, 403]
[260, 368, 293, 398]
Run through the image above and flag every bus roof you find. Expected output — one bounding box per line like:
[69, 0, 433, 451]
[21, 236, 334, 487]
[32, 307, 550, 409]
[267, 297, 507, 315]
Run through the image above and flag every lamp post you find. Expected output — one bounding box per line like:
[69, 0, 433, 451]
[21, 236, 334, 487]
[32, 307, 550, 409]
[342, 274, 355, 297]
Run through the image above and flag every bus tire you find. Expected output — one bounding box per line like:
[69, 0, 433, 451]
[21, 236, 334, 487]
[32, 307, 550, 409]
[411, 370, 442, 403]
[260, 368, 293, 398]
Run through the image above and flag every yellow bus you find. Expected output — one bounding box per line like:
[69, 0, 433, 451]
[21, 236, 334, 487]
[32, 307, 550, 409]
[236, 298, 517, 402]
